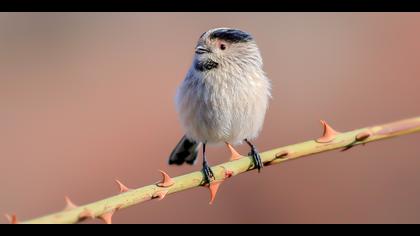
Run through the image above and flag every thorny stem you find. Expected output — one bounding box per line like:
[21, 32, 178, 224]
[19, 116, 420, 224]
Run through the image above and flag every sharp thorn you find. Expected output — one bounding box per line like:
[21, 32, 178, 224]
[98, 211, 114, 224]
[226, 143, 242, 161]
[5, 214, 18, 224]
[156, 170, 175, 187]
[316, 120, 341, 143]
[64, 196, 78, 211]
[207, 181, 222, 205]
[115, 179, 131, 193]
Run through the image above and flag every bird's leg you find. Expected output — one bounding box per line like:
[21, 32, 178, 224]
[245, 139, 263, 172]
[201, 142, 215, 185]
[226, 142, 242, 161]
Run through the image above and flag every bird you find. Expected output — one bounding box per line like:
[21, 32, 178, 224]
[169, 28, 271, 184]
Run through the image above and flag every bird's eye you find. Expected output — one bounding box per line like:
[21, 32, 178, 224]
[220, 44, 226, 50]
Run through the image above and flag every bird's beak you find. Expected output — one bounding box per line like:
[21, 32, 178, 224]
[195, 45, 211, 54]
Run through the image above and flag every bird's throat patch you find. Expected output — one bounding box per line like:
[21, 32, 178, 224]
[195, 59, 219, 72]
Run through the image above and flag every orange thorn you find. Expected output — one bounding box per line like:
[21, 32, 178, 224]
[356, 130, 372, 142]
[207, 181, 222, 205]
[99, 211, 114, 224]
[79, 209, 95, 220]
[156, 170, 175, 187]
[5, 214, 18, 224]
[64, 196, 78, 211]
[153, 189, 169, 200]
[226, 143, 242, 161]
[115, 179, 131, 193]
[316, 120, 341, 143]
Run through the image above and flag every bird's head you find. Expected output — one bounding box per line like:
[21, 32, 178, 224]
[193, 28, 262, 72]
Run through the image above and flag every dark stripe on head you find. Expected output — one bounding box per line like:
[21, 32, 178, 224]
[194, 58, 219, 72]
[209, 28, 253, 43]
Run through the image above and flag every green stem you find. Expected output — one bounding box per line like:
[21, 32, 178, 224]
[22, 116, 420, 224]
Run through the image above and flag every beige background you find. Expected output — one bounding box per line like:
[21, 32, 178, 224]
[1, 13, 420, 224]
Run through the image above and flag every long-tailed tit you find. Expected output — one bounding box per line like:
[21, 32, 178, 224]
[169, 28, 271, 184]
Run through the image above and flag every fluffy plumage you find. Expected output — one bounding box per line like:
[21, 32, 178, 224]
[169, 27, 271, 165]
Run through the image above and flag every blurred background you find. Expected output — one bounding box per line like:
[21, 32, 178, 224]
[0, 13, 420, 224]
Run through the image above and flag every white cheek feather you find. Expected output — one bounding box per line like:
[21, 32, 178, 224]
[176, 44, 271, 145]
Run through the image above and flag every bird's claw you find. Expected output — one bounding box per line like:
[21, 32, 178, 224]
[202, 162, 215, 185]
[249, 148, 263, 172]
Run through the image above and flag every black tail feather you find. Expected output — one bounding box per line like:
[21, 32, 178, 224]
[169, 135, 200, 165]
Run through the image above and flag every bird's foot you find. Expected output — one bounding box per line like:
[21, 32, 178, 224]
[248, 147, 263, 172]
[202, 162, 215, 185]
